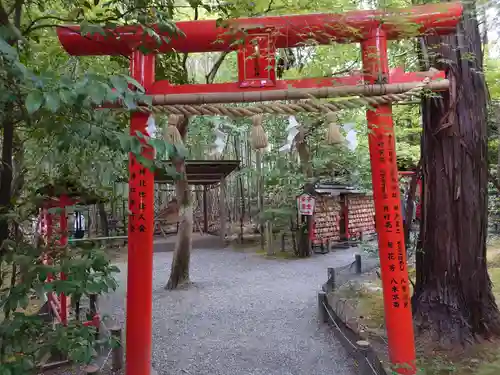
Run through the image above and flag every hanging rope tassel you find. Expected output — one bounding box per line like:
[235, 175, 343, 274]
[325, 112, 344, 145]
[163, 114, 184, 145]
[250, 114, 268, 150]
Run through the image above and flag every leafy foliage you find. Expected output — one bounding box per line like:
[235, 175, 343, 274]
[0, 233, 119, 373]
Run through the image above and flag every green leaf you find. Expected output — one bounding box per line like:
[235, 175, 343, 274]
[0, 38, 17, 59]
[80, 21, 106, 36]
[130, 138, 142, 155]
[110, 75, 129, 93]
[44, 92, 61, 112]
[19, 295, 29, 310]
[88, 83, 107, 105]
[25, 91, 44, 114]
[118, 134, 130, 152]
[59, 89, 74, 104]
[122, 94, 137, 110]
[136, 155, 154, 171]
[22, 357, 35, 370]
[39, 268, 48, 282]
[150, 138, 166, 157]
[122, 75, 145, 93]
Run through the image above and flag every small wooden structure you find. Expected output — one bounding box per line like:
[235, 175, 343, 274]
[154, 160, 240, 241]
[34, 180, 104, 329]
[308, 182, 376, 249]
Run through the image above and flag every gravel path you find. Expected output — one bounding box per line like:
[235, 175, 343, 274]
[100, 248, 359, 375]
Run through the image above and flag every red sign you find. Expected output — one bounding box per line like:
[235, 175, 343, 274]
[297, 194, 316, 216]
[309, 219, 316, 240]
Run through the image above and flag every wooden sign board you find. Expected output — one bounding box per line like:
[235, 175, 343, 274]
[297, 193, 316, 216]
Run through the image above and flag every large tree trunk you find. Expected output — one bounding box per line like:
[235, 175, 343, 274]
[412, 2, 500, 345]
[296, 129, 314, 179]
[165, 117, 193, 290]
[295, 128, 313, 257]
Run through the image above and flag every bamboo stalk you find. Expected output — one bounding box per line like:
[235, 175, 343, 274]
[148, 80, 449, 106]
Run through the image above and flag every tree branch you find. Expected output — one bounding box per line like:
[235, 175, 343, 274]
[265, 0, 276, 13]
[13, 0, 23, 29]
[205, 50, 229, 84]
[0, 0, 23, 42]
[23, 5, 144, 34]
[180, 3, 201, 81]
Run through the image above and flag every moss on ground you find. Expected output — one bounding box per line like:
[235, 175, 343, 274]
[354, 243, 500, 375]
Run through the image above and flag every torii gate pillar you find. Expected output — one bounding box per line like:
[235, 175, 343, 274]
[126, 51, 156, 375]
[362, 29, 416, 374]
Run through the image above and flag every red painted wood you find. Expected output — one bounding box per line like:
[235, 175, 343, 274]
[148, 67, 445, 95]
[126, 52, 156, 375]
[56, 3, 462, 56]
[362, 29, 416, 374]
[237, 33, 277, 87]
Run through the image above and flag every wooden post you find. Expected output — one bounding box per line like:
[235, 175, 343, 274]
[89, 294, 99, 340]
[318, 291, 328, 323]
[327, 267, 336, 292]
[110, 326, 124, 371]
[89, 294, 97, 317]
[355, 254, 362, 274]
[220, 178, 227, 242]
[203, 186, 208, 233]
[362, 28, 416, 373]
[266, 221, 274, 256]
[126, 52, 156, 375]
[256, 150, 265, 250]
[356, 340, 372, 374]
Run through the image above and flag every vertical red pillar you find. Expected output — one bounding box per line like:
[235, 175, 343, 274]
[361, 29, 417, 374]
[126, 51, 156, 375]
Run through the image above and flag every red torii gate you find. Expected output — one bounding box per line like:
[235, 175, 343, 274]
[56, 3, 462, 375]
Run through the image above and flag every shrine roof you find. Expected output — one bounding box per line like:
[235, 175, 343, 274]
[311, 181, 368, 196]
[154, 160, 240, 186]
[34, 180, 108, 207]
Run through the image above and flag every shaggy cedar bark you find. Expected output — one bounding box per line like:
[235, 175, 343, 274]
[166, 117, 193, 290]
[295, 128, 313, 257]
[412, 5, 500, 344]
[295, 129, 313, 179]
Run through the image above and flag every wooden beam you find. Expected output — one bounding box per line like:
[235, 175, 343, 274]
[203, 186, 208, 233]
[148, 79, 449, 106]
